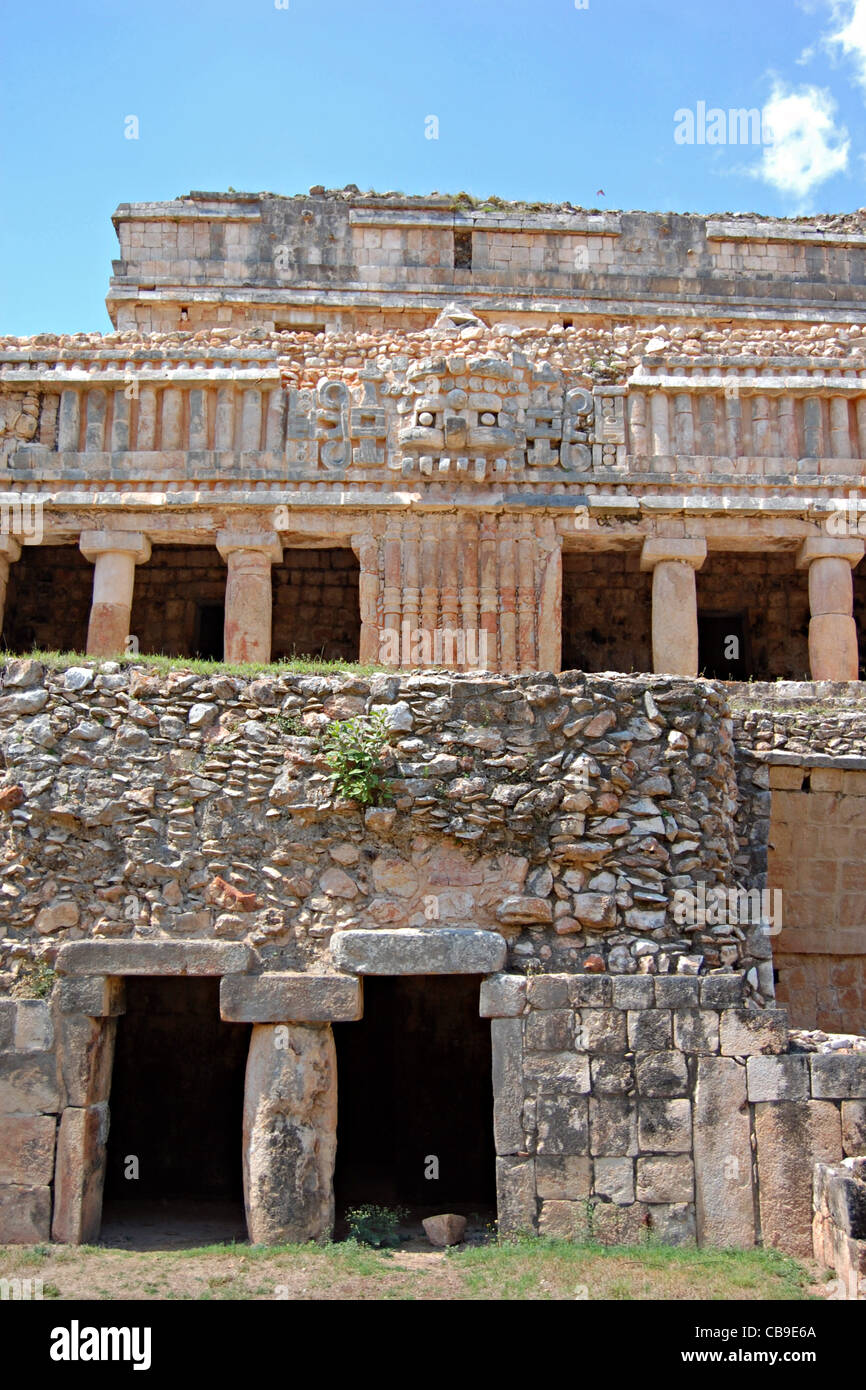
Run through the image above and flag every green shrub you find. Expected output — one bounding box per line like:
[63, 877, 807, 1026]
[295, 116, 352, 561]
[323, 710, 392, 806]
[345, 1205, 407, 1248]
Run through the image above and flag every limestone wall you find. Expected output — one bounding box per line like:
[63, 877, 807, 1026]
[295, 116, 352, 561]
[0, 660, 743, 986]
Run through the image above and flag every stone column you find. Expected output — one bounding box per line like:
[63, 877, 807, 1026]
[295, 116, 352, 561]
[796, 537, 865, 681]
[351, 531, 381, 664]
[243, 1023, 337, 1244]
[80, 531, 151, 658]
[640, 538, 707, 676]
[216, 530, 282, 664]
[0, 536, 21, 640]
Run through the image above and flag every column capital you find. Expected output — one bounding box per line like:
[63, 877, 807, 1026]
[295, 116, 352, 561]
[216, 529, 282, 564]
[79, 530, 150, 565]
[0, 537, 22, 563]
[640, 538, 707, 571]
[796, 537, 865, 569]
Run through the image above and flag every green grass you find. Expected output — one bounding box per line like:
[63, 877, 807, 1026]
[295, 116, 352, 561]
[4, 647, 389, 679]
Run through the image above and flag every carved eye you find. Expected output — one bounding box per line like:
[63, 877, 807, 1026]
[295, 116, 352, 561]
[479, 412, 498, 426]
[417, 411, 434, 427]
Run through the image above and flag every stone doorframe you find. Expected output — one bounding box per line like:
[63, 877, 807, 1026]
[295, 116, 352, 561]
[53, 929, 509, 1246]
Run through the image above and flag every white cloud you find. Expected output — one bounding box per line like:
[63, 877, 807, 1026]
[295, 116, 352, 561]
[751, 82, 849, 201]
[824, 0, 866, 89]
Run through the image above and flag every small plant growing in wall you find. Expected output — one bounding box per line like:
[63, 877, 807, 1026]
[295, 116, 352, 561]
[345, 1204, 408, 1248]
[323, 710, 392, 807]
[11, 960, 56, 999]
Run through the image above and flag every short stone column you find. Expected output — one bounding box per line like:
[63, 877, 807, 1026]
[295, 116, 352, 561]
[796, 537, 865, 681]
[80, 531, 151, 658]
[0, 536, 21, 639]
[216, 530, 282, 664]
[640, 538, 707, 676]
[242, 1023, 337, 1244]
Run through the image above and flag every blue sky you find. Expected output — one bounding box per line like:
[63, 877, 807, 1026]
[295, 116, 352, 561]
[2, 0, 866, 334]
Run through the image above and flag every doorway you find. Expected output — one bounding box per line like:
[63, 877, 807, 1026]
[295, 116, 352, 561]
[102, 977, 250, 1245]
[332, 976, 496, 1226]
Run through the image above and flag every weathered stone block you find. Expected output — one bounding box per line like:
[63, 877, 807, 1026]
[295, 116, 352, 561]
[0, 1185, 51, 1243]
[331, 927, 506, 974]
[636, 1155, 694, 1204]
[496, 1156, 537, 1236]
[635, 1051, 689, 1097]
[755, 1101, 842, 1258]
[535, 1155, 592, 1200]
[57, 1014, 116, 1108]
[0, 1053, 61, 1115]
[523, 1051, 590, 1093]
[694, 1056, 755, 1248]
[700, 975, 746, 1008]
[0, 1115, 56, 1185]
[491, 1018, 524, 1154]
[842, 1101, 866, 1156]
[480, 973, 526, 1017]
[590, 1056, 634, 1095]
[746, 1055, 810, 1102]
[628, 1008, 672, 1052]
[422, 1213, 467, 1247]
[0, 1001, 13, 1049]
[593, 1156, 635, 1204]
[525, 1009, 574, 1052]
[638, 1099, 692, 1153]
[58, 975, 126, 1017]
[568, 974, 613, 1007]
[526, 976, 568, 1009]
[719, 1008, 788, 1056]
[654, 977, 700, 1008]
[589, 1095, 638, 1156]
[810, 1054, 866, 1100]
[612, 976, 655, 1009]
[220, 973, 362, 1023]
[645, 1202, 696, 1246]
[56, 939, 254, 976]
[538, 1199, 590, 1239]
[13, 1001, 53, 1052]
[537, 1092, 589, 1155]
[587, 1199, 646, 1246]
[673, 1008, 720, 1054]
[243, 1023, 337, 1244]
[576, 1008, 627, 1053]
[52, 1103, 110, 1244]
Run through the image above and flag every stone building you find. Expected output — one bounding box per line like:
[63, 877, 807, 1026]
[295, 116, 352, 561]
[0, 191, 864, 1284]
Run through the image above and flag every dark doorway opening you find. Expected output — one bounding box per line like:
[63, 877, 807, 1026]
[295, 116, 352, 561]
[194, 603, 225, 660]
[102, 978, 250, 1245]
[698, 612, 750, 679]
[332, 975, 495, 1225]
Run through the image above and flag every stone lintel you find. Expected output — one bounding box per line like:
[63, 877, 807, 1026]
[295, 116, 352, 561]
[220, 973, 363, 1023]
[216, 528, 283, 563]
[331, 927, 507, 975]
[640, 538, 707, 571]
[79, 530, 151, 564]
[55, 940, 256, 977]
[796, 537, 865, 569]
[0, 537, 22, 563]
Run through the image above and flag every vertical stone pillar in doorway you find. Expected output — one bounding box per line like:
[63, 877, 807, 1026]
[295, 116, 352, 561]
[640, 538, 707, 676]
[242, 1023, 338, 1244]
[796, 537, 864, 681]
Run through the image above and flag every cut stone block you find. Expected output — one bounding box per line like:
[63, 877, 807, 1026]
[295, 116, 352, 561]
[638, 1098, 692, 1154]
[589, 1095, 638, 1156]
[645, 1202, 696, 1246]
[568, 975, 613, 1007]
[58, 975, 126, 1017]
[220, 973, 362, 1023]
[480, 973, 526, 1017]
[13, 1001, 53, 1052]
[538, 1199, 590, 1240]
[575, 1008, 627, 1053]
[627, 1008, 672, 1052]
[243, 1023, 337, 1244]
[693, 1056, 755, 1248]
[593, 1156, 635, 1204]
[842, 1101, 866, 1156]
[755, 1100, 842, 1259]
[525, 1009, 574, 1052]
[526, 976, 569, 1009]
[810, 1055, 866, 1100]
[635, 1051, 689, 1097]
[537, 1093, 589, 1155]
[57, 1014, 116, 1108]
[0, 1185, 51, 1243]
[52, 1104, 109, 1244]
[699, 976, 746, 1008]
[654, 977, 700, 1008]
[56, 939, 254, 976]
[0, 1115, 56, 1185]
[0, 1053, 61, 1115]
[491, 1018, 524, 1154]
[673, 1008, 720, 1054]
[746, 1055, 810, 1102]
[496, 1156, 537, 1236]
[719, 1008, 788, 1056]
[612, 976, 655, 1009]
[636, 1155, 694, 1204]
[422, 1213, 467, 1247]
[535, 1155, 591, 1200]
[331, 927, 506, 974]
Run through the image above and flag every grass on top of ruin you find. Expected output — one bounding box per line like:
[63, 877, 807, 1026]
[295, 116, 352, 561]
[1, 1237, 827, 1302]
[6, 648, 389, 679]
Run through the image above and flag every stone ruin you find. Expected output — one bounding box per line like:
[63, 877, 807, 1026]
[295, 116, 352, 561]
[0, 190, 864, 1292]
